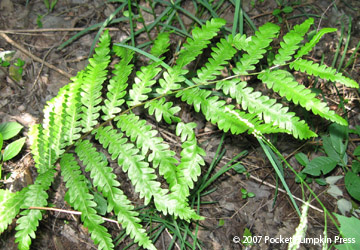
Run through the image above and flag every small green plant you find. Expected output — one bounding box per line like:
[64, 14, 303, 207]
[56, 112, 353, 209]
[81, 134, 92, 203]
[295, 123, 360, 204]
[0, 53, 25, 82]
[0, 122, 26, 179]
[241, 188, 255, 199]
[43, 0, 58, 12]
[0, 17, 358, 250]
[272, 3, 294, 23]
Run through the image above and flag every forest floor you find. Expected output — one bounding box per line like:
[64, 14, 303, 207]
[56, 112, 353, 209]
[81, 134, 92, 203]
[0, 0, 359, 249]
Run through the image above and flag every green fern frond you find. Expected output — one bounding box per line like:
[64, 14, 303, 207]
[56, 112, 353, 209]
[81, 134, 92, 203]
[61, 153, 114, 250]
[290, 59, 359, 88]
[258, 69, 348, 126]
[5, 17, 358, 250]
[94, 126, 200, 221]
[145, 97, 181, 124]
[150, 32, 170, 58]
[80, 30, 111, 132]
[127, 33, 171, 107]
[233, 22, 280, 74]
[15, 168, 56, 250]
[193, 37, 237, 84]
[127, 62, 162, 106]
[177, 87, 285, 136]
[0, 188, 27, 234]
[165, 122, 205, 200]
[75, 140, 156, 250]
[102, 46, 133, 120]
[62, 74, 83, 145]
[175, 18, 226, 70]
[216, 79, 317, 139]
[110, 115, 180, 196]
[295, 27, 337, 59]
[273, 18, 313, 65]
[175, 122, 205, 194]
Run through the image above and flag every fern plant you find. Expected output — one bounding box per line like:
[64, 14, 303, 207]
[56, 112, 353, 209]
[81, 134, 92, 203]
[0, 17, 358, 250]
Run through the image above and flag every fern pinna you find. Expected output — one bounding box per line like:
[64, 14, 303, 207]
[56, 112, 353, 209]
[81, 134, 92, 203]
[0, 18, 358, 249]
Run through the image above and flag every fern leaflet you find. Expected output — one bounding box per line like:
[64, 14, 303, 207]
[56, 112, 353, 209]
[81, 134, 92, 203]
[61, 153, 114, 250]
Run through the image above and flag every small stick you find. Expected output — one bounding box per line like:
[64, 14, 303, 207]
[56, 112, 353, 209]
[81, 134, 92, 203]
[29, 206, 120, 225]
[0, 33, 73, 79]
[0, 27, 119, 34]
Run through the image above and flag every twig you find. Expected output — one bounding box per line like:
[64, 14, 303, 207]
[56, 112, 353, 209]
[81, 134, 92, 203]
[0, 33, 73, 79]
[0, 27, 119, 34]
[29, 206, 120, 225]
[248, 175, 323, 213]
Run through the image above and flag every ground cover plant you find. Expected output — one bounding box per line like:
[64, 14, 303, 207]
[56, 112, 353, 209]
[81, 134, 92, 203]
[0, 1, 360, 249]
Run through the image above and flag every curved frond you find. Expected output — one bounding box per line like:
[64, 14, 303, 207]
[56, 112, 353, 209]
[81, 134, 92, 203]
[177, 87, 285, 136]
[62, 74, 83, 145]
[115, 114, 179, 188]
[258, 69, 348, 126]
[233, 22, 280, 74]
[127, 62, 162, 106]
[80, 30, 111, 132]
[102, 46, 133, 120]
[15, 168, 56, 250]
[216, 79, 317, 139]
[94, 126, 201, 221]
[173, 122, 205, 199]
[273, 18, 313, 65]
[290, 59, 359, 88]
[60, 153, 114, 250]
[175, 18, 226, 70]
[75, 140, 156, 250]
[193, 37, 237, 84]
[0, 188, 27, 234]
[295, 27, 337, 59]
[145, 97, 181, 124]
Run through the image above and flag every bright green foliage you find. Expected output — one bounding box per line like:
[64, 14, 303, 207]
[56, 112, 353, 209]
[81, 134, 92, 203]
[216, 79, 316, 139]
[1, 17, 358, 250]
[290, 59, 358, 88]
[75, 140, 155, 250]
[233, 22, 280, 74]
[0, 188, 27, 234]
[80, 30, 111, 132]
[295, 27, 336, 58]
[258, 69, 348, 127]
[61, 153, 114, 250]
[145, 97, 181, 124]
[273, 18, 313, 65]
[102, 46, 133, 120]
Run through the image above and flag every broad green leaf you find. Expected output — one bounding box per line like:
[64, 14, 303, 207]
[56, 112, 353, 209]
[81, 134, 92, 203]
[0, 122, 23, 140]
[2, 137, 26, 161]
[337, 198, 352, 216]
[325, 175, 343, 185]
[303, 156, 337, 176]
[329, 123, 348, 155]
[334, 213, 360, 250]
[345, 171, 360, 201]
[323, 136, 347, 166]
[353, 146, 360, 156]
[327, 185, 343, 199]
[295, 152, 309, 166]
[93, 192, 108, 216]
[352, 161, 360, 174]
